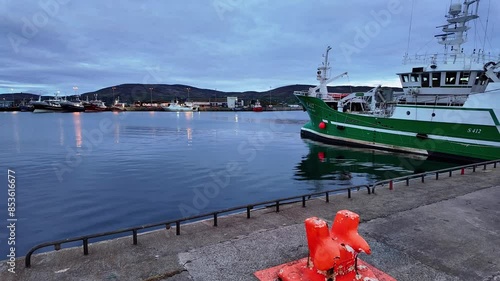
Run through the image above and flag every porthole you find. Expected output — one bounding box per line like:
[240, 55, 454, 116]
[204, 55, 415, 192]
[431, 113, 436, 117]
[406, 111, 410, 115]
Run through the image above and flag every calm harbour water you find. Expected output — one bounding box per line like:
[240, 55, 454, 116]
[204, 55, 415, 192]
[0, 111, 458, 255]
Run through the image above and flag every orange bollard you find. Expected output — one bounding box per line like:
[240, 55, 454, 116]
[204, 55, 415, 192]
[255, 210, 396, 281]
[304, 217, 340, 271]
[389, 180, 393, 190]
[461, 168, 465, 175]
[331, 210, 371, 255]
[276, 210, 381, 281]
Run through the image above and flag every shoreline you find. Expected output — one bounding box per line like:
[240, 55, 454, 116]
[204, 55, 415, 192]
[0, 106, 304, 112]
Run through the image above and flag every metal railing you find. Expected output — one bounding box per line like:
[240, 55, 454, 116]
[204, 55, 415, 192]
[371, 160, 499, 193]
[403, 52, 500, 66]
[24, 159, 500, 268]
[25, 184, 370, 267]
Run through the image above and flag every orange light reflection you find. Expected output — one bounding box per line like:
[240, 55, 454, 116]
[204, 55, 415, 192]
[73, 112, 82, 148]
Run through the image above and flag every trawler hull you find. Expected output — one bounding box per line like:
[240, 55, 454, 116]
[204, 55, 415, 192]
[296, 95, 500, 162]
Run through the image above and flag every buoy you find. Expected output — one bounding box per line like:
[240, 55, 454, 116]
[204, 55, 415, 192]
[318, 122, 326, 129]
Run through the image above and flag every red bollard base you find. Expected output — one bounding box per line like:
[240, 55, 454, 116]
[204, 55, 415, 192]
[254, 257, 396, 281]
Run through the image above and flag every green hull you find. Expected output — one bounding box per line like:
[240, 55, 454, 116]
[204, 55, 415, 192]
[296, 95, 500, 162]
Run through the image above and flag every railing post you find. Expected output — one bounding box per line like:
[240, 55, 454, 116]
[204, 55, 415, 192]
[406, 178, 409, 186]
[302, 196, 306, 207]
[348, 189, 351, 198]
[176, 221, 180, 235]
[26, 254, 31, 268]
[435, 172, 439, 180]
[389, 181, 393, 190]
[276, 201, 280, 212]
[133, 229, 137, 245]
[325, 192, 329, 202]
[421, 175, 425, 183]
[83, 239, 89, 255]
[213, 213, 218, 227]
[473, 165, 476, 172]
[449, 170, 452, 177]
[247, 206, 252, 218]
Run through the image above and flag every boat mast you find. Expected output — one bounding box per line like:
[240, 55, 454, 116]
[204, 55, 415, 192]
[308, 46, 348, 98]
[317, 46, 331, 99]
[437, 0, 480, 61]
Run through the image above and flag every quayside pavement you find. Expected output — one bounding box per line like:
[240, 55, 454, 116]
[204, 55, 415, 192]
[1, 166, 500, 281]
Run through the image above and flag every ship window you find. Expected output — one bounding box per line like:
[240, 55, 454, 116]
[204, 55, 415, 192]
[432, 72, 441, 87]
[422, 73, 430, 87]
[459, 72, 470, 85]
[401, 74, 409, 83]
[410, 74, 420, 82]
[445, 72, 457, 85]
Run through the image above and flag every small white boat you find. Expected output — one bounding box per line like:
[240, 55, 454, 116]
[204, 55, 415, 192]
[111, 97, 128, 111]
[162, 101, 198, 112]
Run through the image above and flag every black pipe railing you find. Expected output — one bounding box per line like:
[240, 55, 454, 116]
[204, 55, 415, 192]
[24, 159, 500, 268]
[25, 184, 370, 267]
[370, 160, 500, 193]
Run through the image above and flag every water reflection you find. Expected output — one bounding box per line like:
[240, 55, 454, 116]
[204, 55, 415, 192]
[11, 112, 20, 152]
[187, 127, 193, 145]
[58, 118, 64, 146]
[114, 123, 120, 143]
[72, 112, 82, 148]
[294, 140, 457, 188]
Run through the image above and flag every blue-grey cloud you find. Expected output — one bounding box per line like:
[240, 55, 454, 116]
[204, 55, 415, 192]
[1, 0, 499, 95]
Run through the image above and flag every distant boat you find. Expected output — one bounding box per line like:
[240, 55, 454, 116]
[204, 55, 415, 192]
[19, 99, 34, 112]
[60, 97, 85, 112]
[30, 95, 63, 113]
[162, 100, 198, 112]
[83, 94, 108, 112]
[253, 100, 263, 112]
[19, 105, 34, 112]
[111, 97, 128, 111]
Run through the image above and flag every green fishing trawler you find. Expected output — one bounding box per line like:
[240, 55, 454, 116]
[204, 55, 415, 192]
[296, 0, 500, 162]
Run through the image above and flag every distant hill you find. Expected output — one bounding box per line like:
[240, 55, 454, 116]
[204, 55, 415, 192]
[0, 84, 401, 106]
[80, 84, 400, 105]
[0, 93, 38, 103]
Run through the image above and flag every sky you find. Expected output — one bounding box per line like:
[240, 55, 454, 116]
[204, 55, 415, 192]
[1, 0, 499, 95]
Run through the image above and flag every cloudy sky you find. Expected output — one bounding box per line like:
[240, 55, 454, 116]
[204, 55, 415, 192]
[1, 0, 499, 95]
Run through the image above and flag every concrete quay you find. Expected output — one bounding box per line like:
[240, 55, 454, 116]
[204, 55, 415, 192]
[1, 166, 500, 281]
